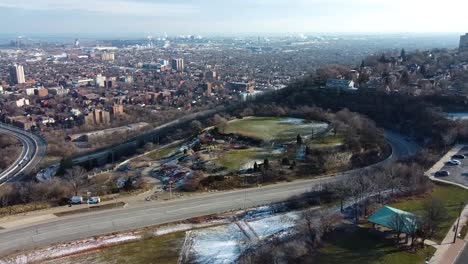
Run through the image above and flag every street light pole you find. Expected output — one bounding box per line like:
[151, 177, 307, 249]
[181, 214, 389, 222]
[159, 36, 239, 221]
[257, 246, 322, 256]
[169, 180, 173, 200]
[453, 202, 465, 243]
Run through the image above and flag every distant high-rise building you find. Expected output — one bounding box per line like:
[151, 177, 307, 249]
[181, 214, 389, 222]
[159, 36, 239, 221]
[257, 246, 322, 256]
[460, 33, 468, 52]
[111, 103, 124, 116]
[74, 38, 80, 48]
[9, 64, 26, 85]
[84, 109, 110, 126]
[171, 58, 185, 72]
[101, 52, 115, 61]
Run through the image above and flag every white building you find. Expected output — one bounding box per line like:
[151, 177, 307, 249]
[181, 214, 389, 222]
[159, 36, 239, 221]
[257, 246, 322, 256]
[15, 98, 30, 107]
[101, 52, 115, 61]
[48, 86, 69, 96]
[25, 88, 36, 96]
[95, 74, 106, 87]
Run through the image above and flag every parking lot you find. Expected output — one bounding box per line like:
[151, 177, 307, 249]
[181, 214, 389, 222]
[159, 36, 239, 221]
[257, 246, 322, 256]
[427, 145, 468, 188]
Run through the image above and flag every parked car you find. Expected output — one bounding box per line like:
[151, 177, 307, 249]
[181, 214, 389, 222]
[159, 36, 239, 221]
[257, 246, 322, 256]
[70, 196, 83, 204]
[447, 159, 461, 166]
[435, 170, 450, 177]
[87, 197, 101, 204]
[452, 154, 465, 160]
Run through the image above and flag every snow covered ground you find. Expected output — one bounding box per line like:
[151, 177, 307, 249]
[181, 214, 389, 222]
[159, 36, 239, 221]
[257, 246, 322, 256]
[184, 209, 301, 264]
[0, 233, 141, 264]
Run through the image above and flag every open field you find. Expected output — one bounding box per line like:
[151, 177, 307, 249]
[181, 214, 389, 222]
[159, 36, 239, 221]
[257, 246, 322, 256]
[214, 148, 281, 171]
[224, 117, 328, 143]
[391, 184, 468, 242]
[308, 133, 344, 148]
[44, 232, 185, 264]
[316, 226, 435, 264]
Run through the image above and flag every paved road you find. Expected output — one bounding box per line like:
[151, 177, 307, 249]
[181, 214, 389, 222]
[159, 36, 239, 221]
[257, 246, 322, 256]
[0, 131, 418, 257]
[455, 243, 468, 264]
[0, 123, 47, 185]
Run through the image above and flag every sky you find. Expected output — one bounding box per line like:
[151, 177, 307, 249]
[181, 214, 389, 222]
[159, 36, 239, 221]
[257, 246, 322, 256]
[0, 0, 466, 36]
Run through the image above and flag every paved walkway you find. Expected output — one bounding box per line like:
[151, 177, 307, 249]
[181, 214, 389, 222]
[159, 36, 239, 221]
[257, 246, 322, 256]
[429, 204, 468, 264]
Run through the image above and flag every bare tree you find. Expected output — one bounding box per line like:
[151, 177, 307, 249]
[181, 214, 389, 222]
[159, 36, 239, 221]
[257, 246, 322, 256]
[65, 166, 87, 196]
[213, 114, 228, 133]
[420, 198, 448, 241]
[388, 214, 406, 243]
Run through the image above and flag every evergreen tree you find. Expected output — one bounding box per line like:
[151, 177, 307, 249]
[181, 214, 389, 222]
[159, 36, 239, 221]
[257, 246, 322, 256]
[400, 48, 407, 61]
[263, 159, 270, 170]
[253, 162, 259, 172]
[297, 134, 303, 145]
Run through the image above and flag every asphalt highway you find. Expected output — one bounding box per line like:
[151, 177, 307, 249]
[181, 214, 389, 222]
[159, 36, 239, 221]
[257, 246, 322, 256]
[0, 131, 419, 256]
[0, 123, 47, 185]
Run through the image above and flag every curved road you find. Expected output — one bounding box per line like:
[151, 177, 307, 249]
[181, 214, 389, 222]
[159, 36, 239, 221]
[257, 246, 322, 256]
[0, 123, 48, 185]
[0, 131, 418, 257]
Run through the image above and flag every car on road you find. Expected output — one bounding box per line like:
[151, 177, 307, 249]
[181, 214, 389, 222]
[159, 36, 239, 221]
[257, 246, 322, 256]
[70, 196, 83, 204]
[452, 154, 465, 160]
[447, 159, 461, 166]
[87, 197, 101, 204]
[435, 170, 450, 177]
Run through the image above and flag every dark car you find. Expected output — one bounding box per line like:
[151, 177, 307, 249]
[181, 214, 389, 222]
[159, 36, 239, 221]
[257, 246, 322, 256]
[435, 170, 450, 177]
[452, 154, 465, 160]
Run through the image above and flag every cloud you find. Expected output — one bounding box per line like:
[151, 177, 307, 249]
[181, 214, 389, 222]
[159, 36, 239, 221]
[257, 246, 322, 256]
[0, 0, 197, 16]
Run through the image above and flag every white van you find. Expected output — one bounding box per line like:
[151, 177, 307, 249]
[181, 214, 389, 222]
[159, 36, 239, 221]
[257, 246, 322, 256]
[87, 197, 101, 204]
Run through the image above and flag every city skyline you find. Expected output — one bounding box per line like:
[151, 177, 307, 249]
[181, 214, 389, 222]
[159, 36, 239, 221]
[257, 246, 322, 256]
[0, 0, 466, 36]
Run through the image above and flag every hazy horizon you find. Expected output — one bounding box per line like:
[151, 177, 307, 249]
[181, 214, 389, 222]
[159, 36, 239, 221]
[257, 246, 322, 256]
[0, 0, 466, 36]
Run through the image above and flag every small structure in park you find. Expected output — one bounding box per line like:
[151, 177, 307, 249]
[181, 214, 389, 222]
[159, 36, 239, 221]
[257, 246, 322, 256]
[368, 206, 420, 234]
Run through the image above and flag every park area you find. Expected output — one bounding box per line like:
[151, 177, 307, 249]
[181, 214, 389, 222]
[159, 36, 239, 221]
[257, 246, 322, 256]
[136, 116, 338, 190]
[223, 117, 328, 143]
[316, 183, 468, 263]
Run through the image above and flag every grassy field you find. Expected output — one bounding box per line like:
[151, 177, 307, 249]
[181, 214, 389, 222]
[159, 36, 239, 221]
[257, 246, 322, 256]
[308, 133, 344, 148]
[224, 117, 326, 142]
[215, 148, 280, 171]
[146, 142, 183, 160]
[316, 226, 435, 264]
[391, 184, 468, 242]
[45, 232, 185, 264]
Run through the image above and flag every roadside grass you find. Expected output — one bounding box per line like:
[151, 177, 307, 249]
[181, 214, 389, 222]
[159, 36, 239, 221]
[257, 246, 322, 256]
[45, 231, 185, 264]
[315, 226, 436, 264]
[54, 202, 126, 217]
[215, 148, 279, 171]
[390, 184, 468, 242]
[0, 202, 51, 218]
[224, 117, 323, 142]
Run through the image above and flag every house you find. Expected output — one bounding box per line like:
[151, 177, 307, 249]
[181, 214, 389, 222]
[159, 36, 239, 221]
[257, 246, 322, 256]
[6, 116, 36, 130]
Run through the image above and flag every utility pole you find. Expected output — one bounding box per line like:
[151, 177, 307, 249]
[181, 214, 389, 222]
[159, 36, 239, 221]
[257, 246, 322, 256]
[169, 180, 173, 200]
[453, 202, 465, 243]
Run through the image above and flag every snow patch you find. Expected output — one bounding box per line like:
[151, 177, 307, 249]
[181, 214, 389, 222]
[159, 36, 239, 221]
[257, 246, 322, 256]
[1, 234, 140, 264]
